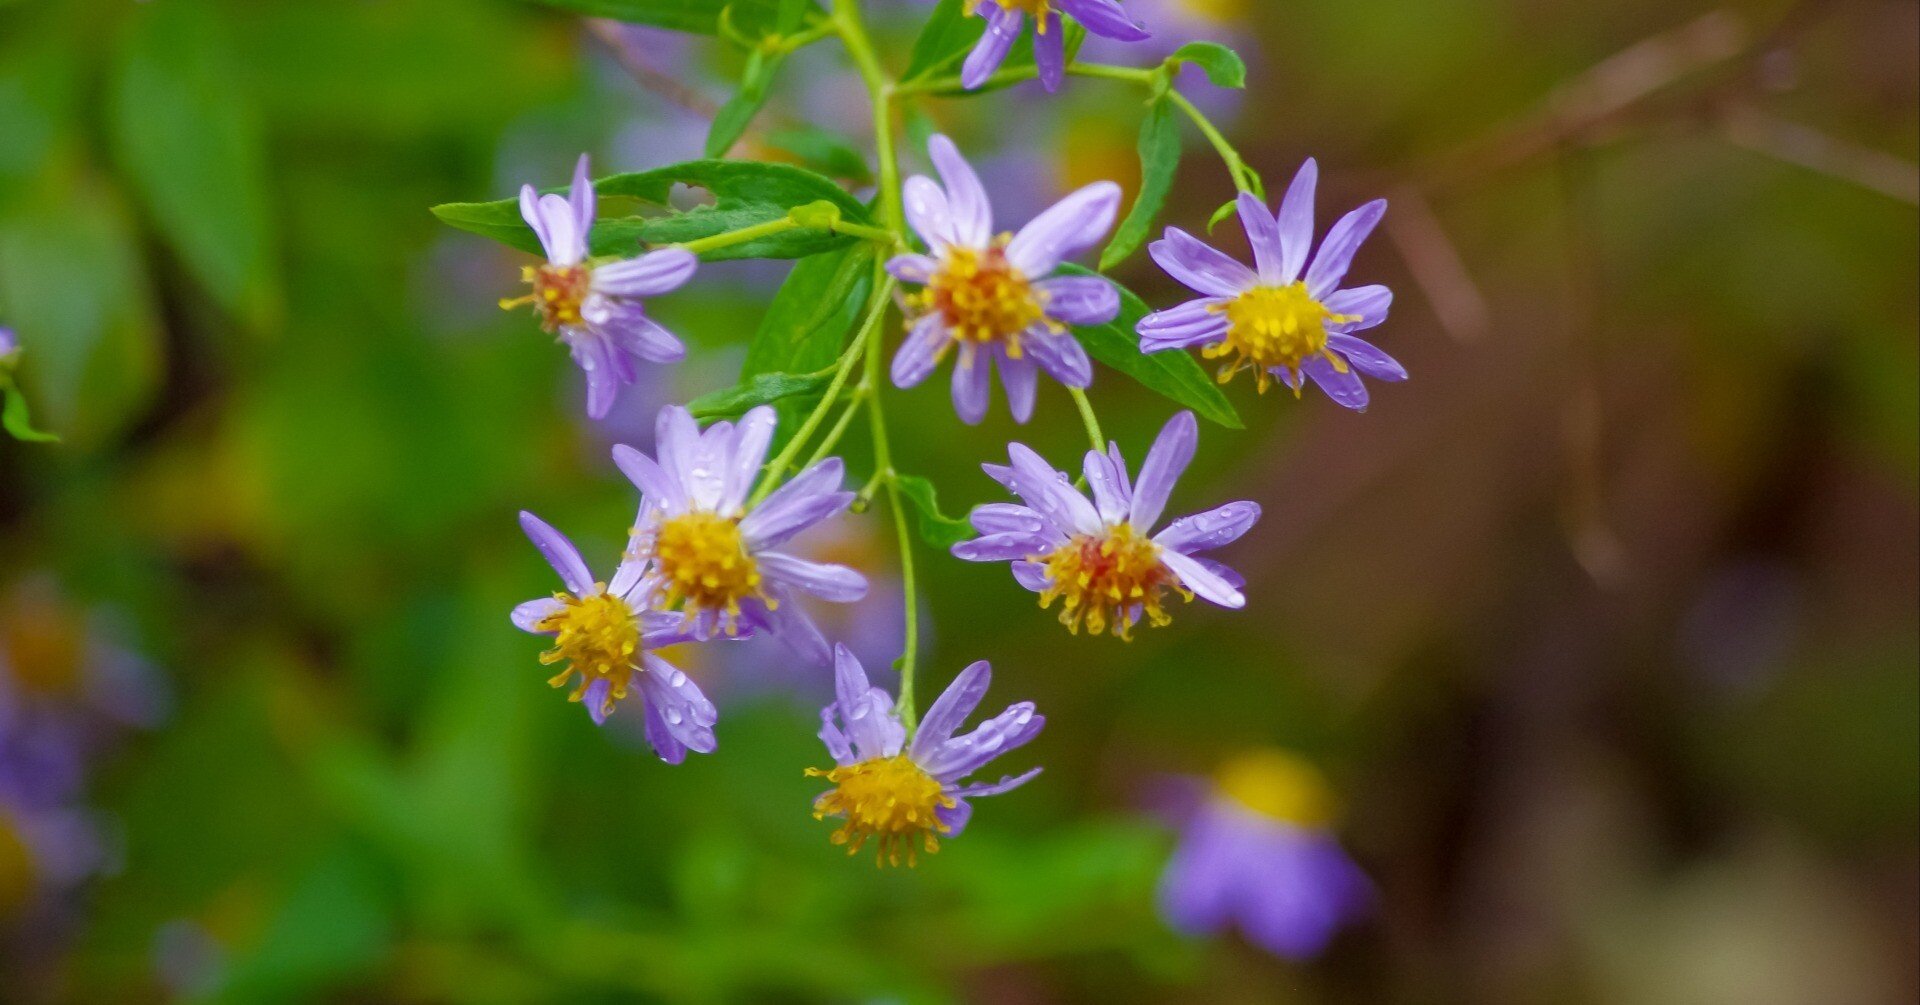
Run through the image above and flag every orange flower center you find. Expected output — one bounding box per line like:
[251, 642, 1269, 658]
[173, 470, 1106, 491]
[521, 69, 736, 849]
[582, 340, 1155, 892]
[807, 755, 955, 867]
[502, 263, 591, 331]
[909, 240, 1049, 353]
[1037, 524, 1188, 639]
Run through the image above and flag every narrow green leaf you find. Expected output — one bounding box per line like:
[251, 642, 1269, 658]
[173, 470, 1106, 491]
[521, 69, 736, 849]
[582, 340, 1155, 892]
[687, 370, 831, 420]
[431, 160, 868, 262]
[1168, 41, 1247, 89]
[1056, 265, 1241, 429]
[1100, 97, 1181, 271]
[1206, 197, 1239, 233]
[109, 0, 279, 327]
[705, 49, 782, 158]
[523, 0, 790, 35]
[1, 383, 58, 443]
[893, 475, 975, 548]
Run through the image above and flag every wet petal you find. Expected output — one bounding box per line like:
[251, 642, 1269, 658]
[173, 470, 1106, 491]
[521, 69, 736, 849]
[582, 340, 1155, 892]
[758, 552, 867, 602]
[887, 253, 940, 284]
[721, 406, 777, 513]
[511, 596, 563, 632]
[1058, 0, 1149, 40]
[1130, 410, 1197, 530]
[999, 352, 1039, 423]
[1305, 198, 1387, 299]
[891, 314, 950, 389]
[1237, 191, 1286, 284]
[909, 660, 991, 759]
[903, 175, 956, 251]
[1034, 274, 1120, 326]
[1149, 228, 1256, 297]
[1275, 159, 1318, 284]
[962, 5, 1023, 90]
[928, 134, 992, 247]
[1326, 333, 1406, 382]
[1022, 328, 1092, 388]
[1006, 181, 1121, 276]
[1160, 548, 1245, 608]
[1302, 354, 1371, 410]
[1322, 285, 1392, 333]
[739, 457, 852, 549]
[637, 653, 718, 754]
[591, 247, 696, 296]
[952, 349, 993, 424]
[1033, 16, 1066, 91]
[1154, 500, 1261, 553]
[519, 511, 594, 594]
[951, 531, 1056, 563]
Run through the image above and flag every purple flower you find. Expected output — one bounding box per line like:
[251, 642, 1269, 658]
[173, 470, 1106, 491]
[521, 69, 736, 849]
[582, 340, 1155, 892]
[958, 0, 1150, 92]
[890, 135, 1122, 424]
[0, 798, 107, 915]
[511, 511, 718, 761]
[613, 405, 867, 666]
[1139, 160, 1406, 410]
[1159, 750, 1371, 960]
[953, 410, 1257, 637]
[0, 327, 17, 360]
[501, 154, 696, 420]
[809, 645, 1042, 866]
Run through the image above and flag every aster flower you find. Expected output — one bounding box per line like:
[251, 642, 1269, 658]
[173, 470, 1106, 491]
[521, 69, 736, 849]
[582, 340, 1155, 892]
[809, 645, 1043, 866]
[0, 327, 16, 361]
[1158, 750, 1371, 960]
[500, 154, 696, 420]
[958, 0, 1150, 92]
[953, 410, 1257, 637]
[511, 511, 718, 762]
[1138, 160, 1406, 410]
[889, 135, 1122, 425]
[613, 404, 867, 665]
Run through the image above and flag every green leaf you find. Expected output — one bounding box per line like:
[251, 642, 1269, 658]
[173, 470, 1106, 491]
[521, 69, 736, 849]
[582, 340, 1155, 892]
[109, 0, 279, 328]
[1168, 41, 1247, 89]
[766, 127, 872, 184]
[1206, 197, 1239, 232]
[687, 370, 831, 420]
[705, 48, 782, 158]
[1099, 96, 1181, 271]
[1, 382, 57, 443]
[523, 0, 789, 35]
[893, 475, 975, 548]
[431, 160, 868, 262]
[1056, 265, 1241, 429]
[740, 246, 875, 443]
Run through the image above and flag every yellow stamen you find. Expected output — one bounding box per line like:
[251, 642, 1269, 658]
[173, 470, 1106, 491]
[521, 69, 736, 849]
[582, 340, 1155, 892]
[1036, 524, 1188, 639]
[535, 585, 641, 716]
[907, 239, 1050, 356]
[503, 263, 591, 332]
[1214, 750, 1339, 827]
[965, 0, 1054, 21]
[644, 511, 766, 632]
[1204, 282, 1358, 393]
[807, 755, 955, 868]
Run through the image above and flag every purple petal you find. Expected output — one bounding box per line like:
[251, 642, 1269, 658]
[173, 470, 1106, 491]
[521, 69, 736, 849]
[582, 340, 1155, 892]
[594, 308, 686, 364]
[1154, 500, 1260, 553]
[1158, 805, 1245, 935]
[909, 660, 991, 759]
[1138, 308, 1230, 352]
[952, 765, 1041, 798]
[518, 184, 554, 260]
[613, 443, 680, 510]
[951, 531, 1055, 563]
[1034, 16, 1066, 91]
[758, 586, 834, 666]
[1129, 410, 1197, 530]
[1326, 333, 1406, 382]
[583, 678, 614, 726]
[819, 703, 854, 765]
[1022, 328, 1092, 388]
[1138, 296, 1228, 333]
[573, 331, 622, 420]
[829, 644, 906, 758]
[1149, 228, 1256, 298]
[981, 462, 1018, 493]
[1035, 275, 1120, 326]
[1160, 548, 1245, 608]
[1241, 828, 1372, 961]
[654, 406, 703, 511]
[511, 596, 563, 632]
[1324, 285, 1392, 334]
[1305, 198, 1387, 299]
[999, 353, 1038, 424]
[1058, 0, 1149, 40]
[1275, 159, 1317, 284]
[961, 5, 1023, 90]
[1237, 191, 1286, 285]
[1007, 442, 1102, 536]
[969, 503, 1049, 536]
[1302, 355, 1371, 411]
[952, 348, 992, 424]
[887, 253, 939, 284]
[919, 702, 1044, 782]
[637, 653, 718, 753]
[568, 153, 595, 244]
[739, 457, 851, 549]
[891, 314, 949, 389]
[536, 193, 585, 267]
[519, 511, 594, 595]
[1084, 446, 1130, 523]
[721, 406, 777, 513]
[592, 247, 696, 296]
[758, 551, 867, 602]
[928, 135, 992, 247]
[937, 797, 974, 837]
[1006, 181, 1122, 276]
[641, 690, 688, 763]
[1010, 559, 1051, 592]
[903, 175, 956, 251]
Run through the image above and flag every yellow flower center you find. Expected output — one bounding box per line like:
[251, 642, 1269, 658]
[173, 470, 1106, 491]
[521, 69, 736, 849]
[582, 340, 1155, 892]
[1037, 524, 1189, 639]
[908, 240, 1050, 353]
[1214, 750, 1339, 827]
[807, 755, 956, 867]
[535, 586, 641, 714]
[0, 814, 36, 913]
[501, 263, 591, 331]
[967, 0, 1055, 25]
[649, 511, 766, 627]
[1205, 282, 1357, 393]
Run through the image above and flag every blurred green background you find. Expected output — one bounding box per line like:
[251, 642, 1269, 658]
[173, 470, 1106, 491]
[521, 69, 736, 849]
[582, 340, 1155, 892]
[1, 0, 1915, 1000]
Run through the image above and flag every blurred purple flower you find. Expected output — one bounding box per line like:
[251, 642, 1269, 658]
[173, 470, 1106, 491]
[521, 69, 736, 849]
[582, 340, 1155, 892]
[0, 799, 108, 918]
[809, 646, 1042, 866]
[1159, 750, 1370, 960]
[890, 135, 1121, 424]
[954, 410, 1257, 637]
[0, 327, 16, 360]
[511, 511, 718, 761]
[1140, 160, 1405, 410]
[957, 0, 1150, 91]
[501, 154, 696, 420]
[614, 405, 866, 665]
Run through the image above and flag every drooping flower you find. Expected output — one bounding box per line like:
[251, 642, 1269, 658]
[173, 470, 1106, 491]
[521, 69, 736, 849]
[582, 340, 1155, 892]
[500, 154, 697, 420]
[953, 410, 1257, 637]
[809, 646, 1042, 866]
[957, 0, 1150, 92]
[1138, 160, 1406, 410]
[511, 511, 718, 761]
[890, 135, 1122, 425]
[1158, 750, 1371, 960]
[613, 405, 867, 665]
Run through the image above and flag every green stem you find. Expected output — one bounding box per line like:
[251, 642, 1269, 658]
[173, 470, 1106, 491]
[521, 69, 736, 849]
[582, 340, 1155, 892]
[804, 383, 869, 470]
[1067, 386, 1106, 453]
[1167, 89, 1258, 194]
[855, 261, 919, 731]
[675, 216, 801, 256]
[774, 17, 839, 53]
[831, 220, 901, 246]
[894, 60, 1151, 96]
[833, 0, 904, 234]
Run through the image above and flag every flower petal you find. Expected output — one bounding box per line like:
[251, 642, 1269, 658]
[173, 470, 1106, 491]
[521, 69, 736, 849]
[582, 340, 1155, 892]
[721, 406, 777, 513]
[511, 596, 563, 632]
[613, 443, 681, 512]
[518, 184, 554, 261]
[1158, 804, 1244, 935]
[1058, 0, 1149, 40]
[1160, 548, 1245, 608]
[537, 192, 586, 267]
[758, 551, 868, 602]
[1130, 410, 1197, 530]
[594, 307, 686, 364]
[909, 659, 991, 759]
[739, 457, 852, 549]
[1010, 559, 1051, 592]
[572, 331, 622, 420]
[758, 586, 835, 666]
[1022, 328, 1092, 388]
[887, 253, 940, 284]
[1154, 500, 1261, 553]
[1006, 181, 1121, 276]
[1035, 274, 1120, 326]
[903, 175, 956, 251]
[952, 348, 993, 424]
[962, 5, 1023, 90]
[568, 153, 595, 244]
[1084, 445, 1130, 523]
[928, 134, 992, 247]
[637, 653, 718, 753]
[951, 531, 1056, 563]
[1305, 198, 1387, 299]
[999, 352, 1038, 423]
[891, 313, 949, 389]
[919, 701, 1044, 783]
[1034, 16, 1066, 91]
[1275, 158, 1317, 284]
[640, 695, 687, 763]
[1007, 442, 1102, 536]
[1237, 191, 1286, 285]
[829, 644, 906, 759]
[654, 406, 703, 511]
[519, 511, 594, 595]
[1149, 228, 1256, 298]
[1302, 354, 1371, 410]
[1322, 284, 1392, 333]
[952, 765, 1041, 798]
[1326, 333, 1406, 382]
[591, 247, 696, 297]
[969, 503, 1050, 536]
